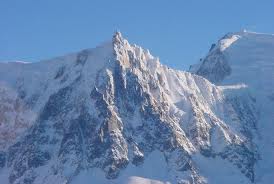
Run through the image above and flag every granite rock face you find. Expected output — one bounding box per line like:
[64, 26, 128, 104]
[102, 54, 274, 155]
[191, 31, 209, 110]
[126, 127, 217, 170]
[194, 48, 231, 83]
[0, 32, 260, 184]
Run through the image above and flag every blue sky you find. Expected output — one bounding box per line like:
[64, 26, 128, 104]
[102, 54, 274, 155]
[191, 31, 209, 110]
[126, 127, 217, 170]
[1, 0, 274, 69]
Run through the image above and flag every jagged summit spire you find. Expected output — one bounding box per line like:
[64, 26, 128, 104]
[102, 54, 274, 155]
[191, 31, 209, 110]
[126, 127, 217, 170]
[112, 31, 124, 45]
[112, 30, 131, 53]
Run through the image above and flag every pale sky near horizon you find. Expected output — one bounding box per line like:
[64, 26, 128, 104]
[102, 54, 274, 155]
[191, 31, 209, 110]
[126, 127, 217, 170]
[1, 0, 274, 70]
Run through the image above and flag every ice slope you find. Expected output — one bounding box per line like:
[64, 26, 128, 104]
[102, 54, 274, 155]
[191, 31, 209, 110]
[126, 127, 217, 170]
[190, 31, 274, 91]
[190, 31, 274, 184]
[0, 32, 258, 184]
[0, 41, 114, 151]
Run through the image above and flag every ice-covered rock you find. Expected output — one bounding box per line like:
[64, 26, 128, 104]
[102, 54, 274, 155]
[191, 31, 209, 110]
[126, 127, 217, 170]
[191, 31, 274, 184]
[0, 32, 261, 184]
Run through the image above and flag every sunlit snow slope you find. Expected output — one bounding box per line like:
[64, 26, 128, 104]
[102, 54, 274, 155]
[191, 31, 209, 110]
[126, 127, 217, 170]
[190, 31, 274, 184]
[0, 31, 267, 184]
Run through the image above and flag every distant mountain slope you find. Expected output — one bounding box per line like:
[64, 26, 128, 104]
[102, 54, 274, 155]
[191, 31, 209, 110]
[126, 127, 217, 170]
[190, 31, 274, 89]
[190, 31, 274, 184]
[0, 32, 263, 184]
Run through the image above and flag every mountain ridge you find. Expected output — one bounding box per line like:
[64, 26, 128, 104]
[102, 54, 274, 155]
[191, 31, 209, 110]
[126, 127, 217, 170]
[0, 31, 271, 184]
[190, 30, 274, 184]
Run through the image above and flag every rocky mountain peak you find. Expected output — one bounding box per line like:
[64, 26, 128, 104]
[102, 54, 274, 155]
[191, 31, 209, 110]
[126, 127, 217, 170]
[0, 32, 268, 184]
[112, 31, 123, 44]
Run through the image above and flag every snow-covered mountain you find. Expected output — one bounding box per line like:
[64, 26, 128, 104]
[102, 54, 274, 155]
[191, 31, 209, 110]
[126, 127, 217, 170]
[0, 31, 271, 184]
[190, 30, 274, 184]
